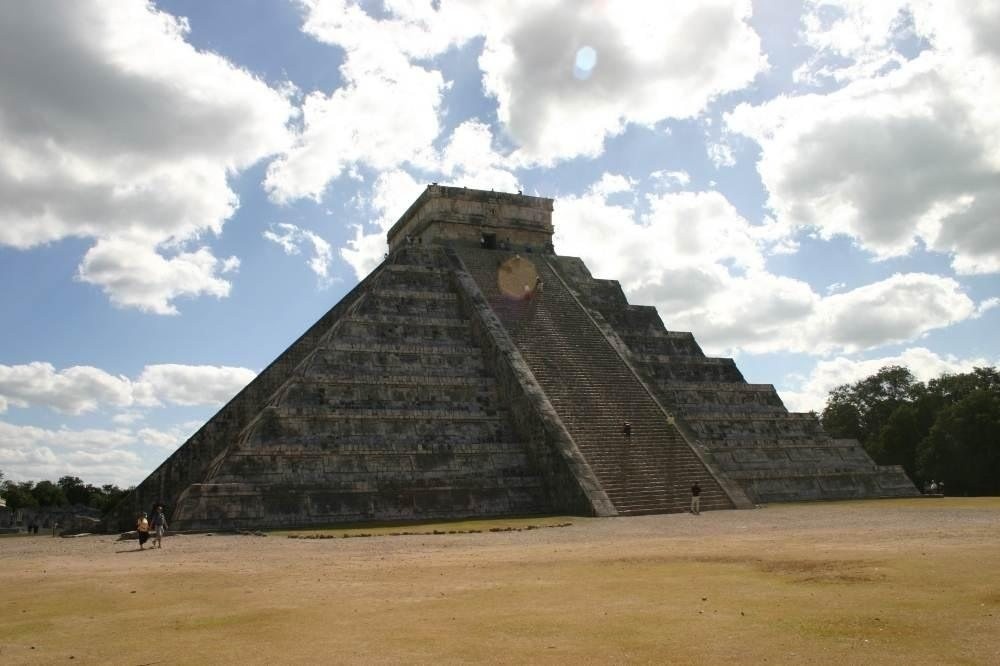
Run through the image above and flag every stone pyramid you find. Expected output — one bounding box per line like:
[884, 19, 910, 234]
[107, 186, 917, 531]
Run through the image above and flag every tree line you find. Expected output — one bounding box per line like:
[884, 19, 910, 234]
[0, 473, 131, 514]
[820, 365, 1000, 495]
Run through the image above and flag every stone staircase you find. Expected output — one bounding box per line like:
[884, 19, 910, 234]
[549, 256, 918, 504]
[453, 248, 737, 515]
[172, 246, 549, 529]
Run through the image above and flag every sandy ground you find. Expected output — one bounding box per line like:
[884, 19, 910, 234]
[1, 498, 999, 665]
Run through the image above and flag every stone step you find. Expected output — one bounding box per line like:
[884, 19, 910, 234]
[270, 406, 505, 420]
[279, 384, 500, 412]
[638, 361, 745, 383]
[357, 295, 464, 318]
[215, 453, 540, 477]
[370, 288, 458, 301]
[383, 263, 448, 275]
[323, 341, 481, 356]
[245, 416, 511, 442]
[677, 407, 789, 419]
[308, 349, 488, 378]
[295, 374, 496, 388]
[345, 313, 472, 329]
[210, 473, 548, 492]
[454, 247, 734, 515]
[234, 439, 535, 455]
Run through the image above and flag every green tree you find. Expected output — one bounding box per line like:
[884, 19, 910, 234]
[821, 365, 919, 460]
[1, 480, 39, 511]
[89, 484, 129, 514]
[30, 480, 68, 507]
[871, 401, 935, 479]
[917, 390, 1000, 495]
[57, 475, 91, 506]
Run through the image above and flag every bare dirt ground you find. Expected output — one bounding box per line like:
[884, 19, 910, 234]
[2, 498, 999, 665]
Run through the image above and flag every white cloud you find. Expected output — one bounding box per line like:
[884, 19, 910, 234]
[0, 416, 208, 485]
[438, 120, 520, 193]
[0, 363, 133, 415]
[0, 421, 145, 486]
[478, 0, 766, 164]
[727, 1, 1000, 274]
[707, 140, 737, 168]
[263, 0, 475, 202]
[555, 174, 775, 289]
[271, 1, 767, 204]
[554, 174, 982, 356]
[808, 273, 975, 352]
[263, 62, 445, 202]
[779, 347, 996, 413]
[296, 0, 482, 63]
[794, 0, 917, 85]
[650, 170, 691, 189]
[112, 411, 145, 426]
[78, 239, 238, 315]
[0, 421, 135, 452]
[0, 1, 295, 312]
[133, 365, 256, 408]
[137, 422, 201, 452]
[341, 169, 426, 279]
[263, 223, 336, 287]
[0, 362, 255, 414]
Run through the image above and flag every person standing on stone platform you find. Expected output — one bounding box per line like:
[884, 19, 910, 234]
[151, 505, 168, 549]
[690, 482, 702, 515]
[136, 512, 150, 550]
[622, 421, 632, 443]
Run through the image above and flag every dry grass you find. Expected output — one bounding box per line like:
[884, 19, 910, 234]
[2, 498, 999, 664]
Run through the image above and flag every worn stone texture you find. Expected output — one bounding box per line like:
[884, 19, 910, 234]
[387, 185, 553, 252]
[107, 187, 917, 531]
[549, 255, 917, 504]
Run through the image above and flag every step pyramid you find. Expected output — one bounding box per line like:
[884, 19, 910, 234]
[107, 186, 917, 531]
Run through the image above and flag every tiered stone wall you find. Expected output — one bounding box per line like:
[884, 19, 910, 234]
[103, 260, 390, 532]
[453, 247, 746, 514]
[549, 255, 918, 503]
[387, 185, 554, 252]
[168, 247, 552, 529]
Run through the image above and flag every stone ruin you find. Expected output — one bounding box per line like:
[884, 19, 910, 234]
[106, 186, 917, 531]
[4, 504, 103, 534]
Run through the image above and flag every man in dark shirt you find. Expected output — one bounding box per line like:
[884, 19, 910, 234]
[622, 421, 631, 443]
[691, 482, 701, 515]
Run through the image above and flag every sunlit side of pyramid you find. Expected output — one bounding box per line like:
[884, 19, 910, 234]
[108, 186, 917, 530]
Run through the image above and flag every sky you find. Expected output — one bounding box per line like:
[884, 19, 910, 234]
[1, 0, 998, 487]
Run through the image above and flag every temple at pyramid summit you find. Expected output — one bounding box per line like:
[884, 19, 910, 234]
[107, 186, 918, 531]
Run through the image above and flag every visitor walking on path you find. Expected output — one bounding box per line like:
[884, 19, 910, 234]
[137, 512, 150, 550]
[690, 482, 702, 515]
[151, 506, 168, 549]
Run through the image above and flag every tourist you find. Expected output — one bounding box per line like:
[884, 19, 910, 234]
[938, 481, 945, 496]
[690, 482, 702, 515]
[151, 505, 168, 549]
[137, 512, 150, 550]
[930, 480, 938, 494]
[622, 421, 631, 443]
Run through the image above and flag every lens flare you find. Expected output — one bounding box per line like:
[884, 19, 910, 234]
[573, 46, 597, 80]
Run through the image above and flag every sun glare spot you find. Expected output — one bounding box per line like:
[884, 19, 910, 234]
[573, 46, 598, 80]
